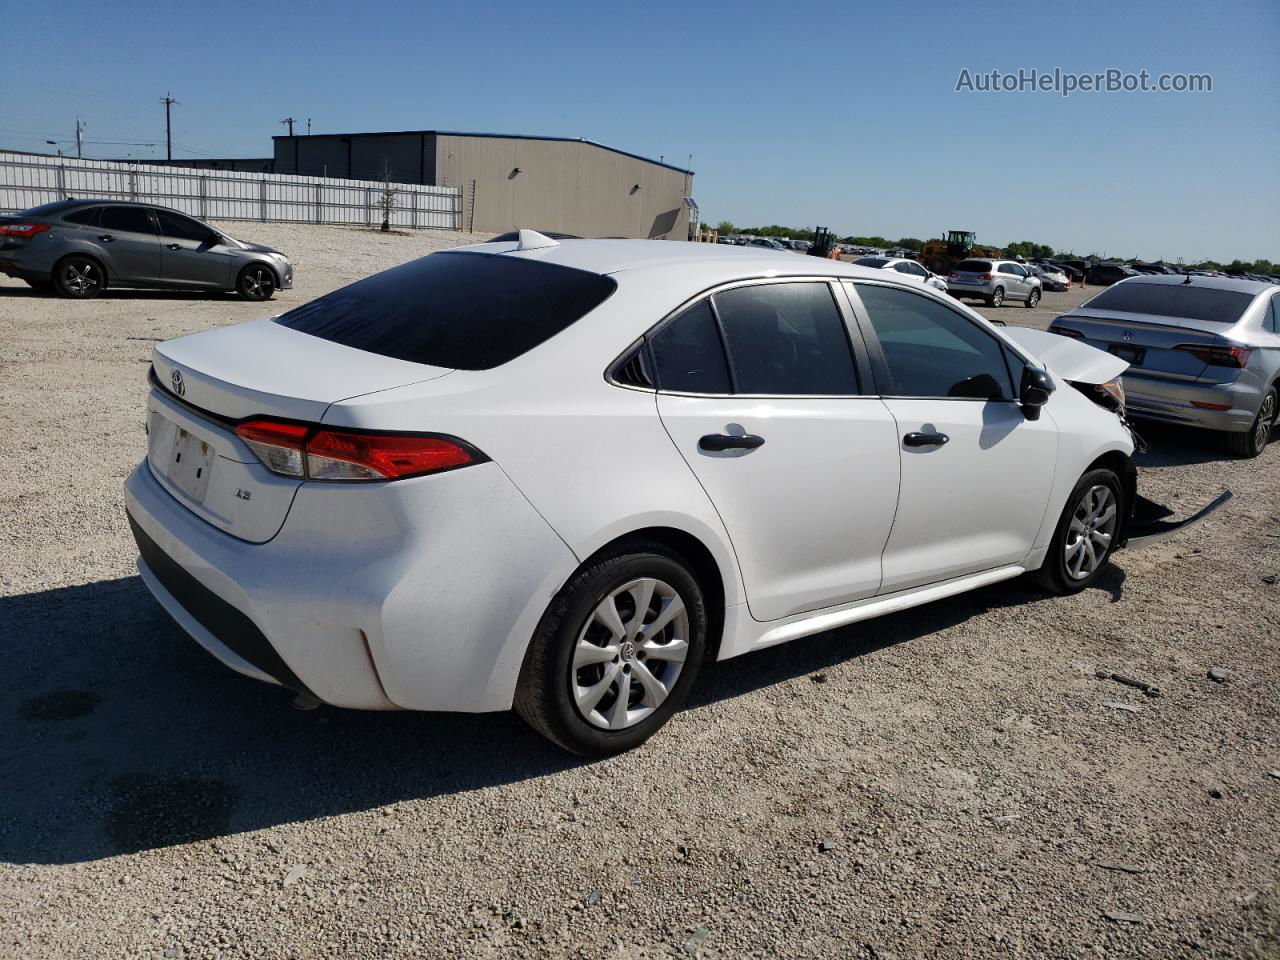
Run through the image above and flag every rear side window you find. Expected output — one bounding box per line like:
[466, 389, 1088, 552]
[712, 282, 859, 395]
[855, 284, 1015, 400]
[955, 260, 992, 273]
[1268, 295, 1279, 334]
[650, 301, 733, 393]
[63, 207, 101, 226]
[100, 207, 155, 234]
[1083, 282, 1255, 325]
[276, 251, 617, 370]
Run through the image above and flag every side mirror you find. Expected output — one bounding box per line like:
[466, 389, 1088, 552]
[1020, 366, 1055, 420]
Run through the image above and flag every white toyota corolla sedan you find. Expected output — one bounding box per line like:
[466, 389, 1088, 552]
[124, 232, 1225, 755]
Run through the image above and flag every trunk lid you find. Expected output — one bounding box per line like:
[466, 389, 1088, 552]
[1050, 310, 1241, 383]
[148, 318, 451, 542]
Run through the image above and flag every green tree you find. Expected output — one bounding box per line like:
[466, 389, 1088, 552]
[714, 220, 736, 236]
[895, 238, 923, 252]
[1005, 240, 1056, 260]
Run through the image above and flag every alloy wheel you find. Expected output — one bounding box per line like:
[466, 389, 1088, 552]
[1064, 484, 1117, 580]
[1254, 392, 1276, 453]
[64, 262, 98, 295]
[572, 577, 690, 730]
[243, 268, 273, 299]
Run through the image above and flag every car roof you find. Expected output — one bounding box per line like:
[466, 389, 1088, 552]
[451, 237, 890, 283]
[1116, 273, 1274, 295]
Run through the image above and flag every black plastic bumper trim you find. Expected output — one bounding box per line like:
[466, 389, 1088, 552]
[127, 511, 315, 697]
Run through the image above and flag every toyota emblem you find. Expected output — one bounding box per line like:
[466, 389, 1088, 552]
[1121, 330, 1134, 342]
[170, 368, 185, 397]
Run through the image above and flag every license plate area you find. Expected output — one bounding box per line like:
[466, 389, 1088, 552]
[1108, 344, 1145, 365]
[150, 411, 214, 503]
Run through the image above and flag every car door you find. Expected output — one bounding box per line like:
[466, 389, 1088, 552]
[97, 206, 162, 284]
[653, 279, 901, 622]
[998, 263, 1025, 301]
[155, 209, 233, 289]
[846, 281, 1058, 593]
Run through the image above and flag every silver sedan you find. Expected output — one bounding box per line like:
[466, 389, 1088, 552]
[1050, 275, 1280, 457]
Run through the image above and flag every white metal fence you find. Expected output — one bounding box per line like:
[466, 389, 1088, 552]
[0, 151, 462, 230]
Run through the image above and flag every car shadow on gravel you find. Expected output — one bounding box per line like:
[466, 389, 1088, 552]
[0, 569, 1120, 865]
[1132, 421, 1239, 468]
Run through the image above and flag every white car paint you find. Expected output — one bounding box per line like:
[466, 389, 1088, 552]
[1002, 327, 1129, 385]
[851, 255, 950, 292]
[125, 237, 1137, 727]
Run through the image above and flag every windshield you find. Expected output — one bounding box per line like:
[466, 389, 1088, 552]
[853, 257, 890, 268]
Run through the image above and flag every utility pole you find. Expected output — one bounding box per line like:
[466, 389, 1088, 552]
[306, 118, 312, 136]
[74, 117, 84, 158]
[161, 93, 178, 160]
[281, 117, 296, 137]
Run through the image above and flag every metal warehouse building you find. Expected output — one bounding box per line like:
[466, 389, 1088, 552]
[272, 130, 695, 240]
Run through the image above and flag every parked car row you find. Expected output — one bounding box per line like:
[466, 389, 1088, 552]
[0, 199, 293, 300]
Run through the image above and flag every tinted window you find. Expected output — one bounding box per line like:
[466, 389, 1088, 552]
[17, 200, 77, 218]
[853, 257, 890, 268]
[100, 207, 155, 234]
[855, 284, 1014, 399]
[1268, 295, 1279, 334]
[955, 260, 992, 273]
[1082, 282, 1256, 325]
[713, 283, 859, 395]
[275, 251, 617, 370]
[650, 300, 732, 394]
[156, 210, 215, 243]
[62, 206, 101, 226]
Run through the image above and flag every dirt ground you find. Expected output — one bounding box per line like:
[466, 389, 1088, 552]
[1, 225, 1277, 959]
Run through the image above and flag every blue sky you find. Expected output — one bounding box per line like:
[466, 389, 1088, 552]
[3, 0, 1276, 262]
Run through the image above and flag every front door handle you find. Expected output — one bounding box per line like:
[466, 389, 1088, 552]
[166, 243, 181, 250]
[903, 431, 950, 448]
[98, 234, 115, 243]
[699, 433, 765, 452]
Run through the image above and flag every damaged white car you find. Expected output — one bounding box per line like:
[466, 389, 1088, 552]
[124, 235, 1228, 755]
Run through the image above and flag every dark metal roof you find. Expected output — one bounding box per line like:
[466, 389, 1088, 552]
[271, 130, 694, 175]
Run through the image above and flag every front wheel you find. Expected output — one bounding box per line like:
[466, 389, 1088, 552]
[514, 543, 707, 756]
[1225, 387, 1277, 458]
[1033, 468, 1123, 595]
[236, 264, 276, 301]
[1025, 287, 1041, 308]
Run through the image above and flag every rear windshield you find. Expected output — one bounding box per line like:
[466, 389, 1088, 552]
[274, 251, 617, 369]
[1083, 282, 1255, 325]
[16, 200, 78, 218]
[955, 260, 992, 272]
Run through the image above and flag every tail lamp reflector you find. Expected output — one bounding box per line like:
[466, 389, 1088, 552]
[1174, 344, 1252, 368]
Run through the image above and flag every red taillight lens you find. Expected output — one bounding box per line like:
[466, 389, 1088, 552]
[1191, 400, 1232, 411]
[306, 430, 475, 481]
[948, 272, 958, 279]
[1174, 344, 1252, 368]
[1049, 325, 1085, 339]
[233, 419, 478, 482]
[0, 223, 51, 238]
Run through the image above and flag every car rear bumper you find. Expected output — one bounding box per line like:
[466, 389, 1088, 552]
[1123, 372, 1259, 431]
[124, 457, 577, 713]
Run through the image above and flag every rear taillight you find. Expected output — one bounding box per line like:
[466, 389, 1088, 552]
[233, 419, 480, 482]
[1174, 344, 1252, 368]
[0, 223, 51, 238]
[1048, 325, 1085, 339]
[948, 272, 958, 279]
[976, 273, 992, 281]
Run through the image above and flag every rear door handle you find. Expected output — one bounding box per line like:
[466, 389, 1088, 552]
[166, 243, 181, 250]
[903, 431, 950, 448]
[98, 235, 114, 242]
[699, 433, 765, 452]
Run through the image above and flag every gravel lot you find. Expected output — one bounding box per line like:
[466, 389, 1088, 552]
[1, 225, 1277, 959]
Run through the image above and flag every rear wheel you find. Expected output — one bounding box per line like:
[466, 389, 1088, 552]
[236, 264, 276, 301]
[1225, 387, 1277, 458]
[514, 543, 707, 756]
[989, 286, 1005, 308]
[52, 256, 103, 299]
[1034, 468, 1123, 595]
[1025, 287, 1041, 308]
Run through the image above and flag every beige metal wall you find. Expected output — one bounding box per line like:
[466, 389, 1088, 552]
[436, 136, 690, 239]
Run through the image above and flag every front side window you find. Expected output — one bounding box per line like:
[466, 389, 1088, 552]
[156, 210, 216, 243]
[649, 300, 733, 394]
[100, 206, 155, 234]
[712, 282, 859, 395]
[854, 284, 1015, 400]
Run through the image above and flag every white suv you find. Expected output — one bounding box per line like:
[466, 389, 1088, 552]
[948, 258, 1043, 308]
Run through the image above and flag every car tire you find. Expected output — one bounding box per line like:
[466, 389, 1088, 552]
[514, 542, 707, 756]
[1033, 468, 1124, 595]
[236, 264, 276, 301]
[1225, 386, 1277, 458]
[989, 287, 1005, 308]
[1025, 288, 1041, 308]
[52, 256, 104, 299]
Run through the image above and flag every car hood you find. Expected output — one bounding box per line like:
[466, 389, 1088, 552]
[235, 241, 283, 256]
[1002, 327, 1128, 384]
